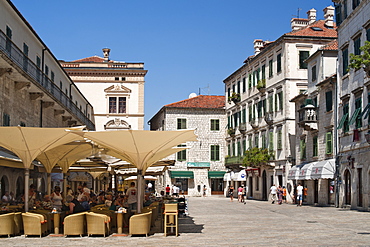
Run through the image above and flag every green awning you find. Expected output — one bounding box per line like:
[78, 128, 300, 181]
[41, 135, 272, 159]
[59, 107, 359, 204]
[349, 108, 361, 125]
[208, 171, 226, 178]
[170, 171, 194, 179]
[361, 103, 370, 119]
[337, 113, 348, 129]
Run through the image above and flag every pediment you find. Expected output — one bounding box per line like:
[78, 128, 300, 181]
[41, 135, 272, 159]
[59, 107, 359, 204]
[104, 84, 131, 93]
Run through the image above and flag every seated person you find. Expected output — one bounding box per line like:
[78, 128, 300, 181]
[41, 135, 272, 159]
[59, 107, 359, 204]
[104, 194, 113, 208]
[40, 195, 52, 210]
[63, 195, 85, 214]
[97, 192, 105, 205]
[80, 195, 90, 211]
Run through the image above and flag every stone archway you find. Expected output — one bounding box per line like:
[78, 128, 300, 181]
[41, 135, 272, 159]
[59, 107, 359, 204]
[343, 169, 351, 205]
[1, 175, 10, 198]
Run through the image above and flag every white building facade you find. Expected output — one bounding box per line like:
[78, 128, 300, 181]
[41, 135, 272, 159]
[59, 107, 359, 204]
[0, 0, 95, 199]
[148, 95, 227, 196]
[290, 40, 338, 206]
[224, 7, 337, 202]
[334, 0, 370, 209]
[61, 49, 147, 131]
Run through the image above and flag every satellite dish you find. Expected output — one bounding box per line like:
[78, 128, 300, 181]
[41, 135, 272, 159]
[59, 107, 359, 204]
[189, 93, 197, 98]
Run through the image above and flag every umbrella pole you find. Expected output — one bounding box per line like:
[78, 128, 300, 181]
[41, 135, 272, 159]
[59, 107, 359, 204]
[63, 173, 67, 199]
[137, 169, 143, 214]
[24, 168, 29, 212]
[47, 173, 52, 195]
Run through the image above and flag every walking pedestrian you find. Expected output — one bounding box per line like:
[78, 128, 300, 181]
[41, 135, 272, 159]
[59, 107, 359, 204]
[165, 185, 171, 196]
[228, 184, 234, 202]
[297, 183, 303, 206]
[203, 185, 207, 197]
[277, 185, 283, 205]
[237, 185, 243, 203]
[270, 184, 277, 204]
[282, 186, 287, 203]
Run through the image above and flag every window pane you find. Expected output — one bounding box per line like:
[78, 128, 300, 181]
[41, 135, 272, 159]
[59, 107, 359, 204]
[326, 91, 333, 112]
[109, 97, 117, 113]
[118, 97, 126, 113]
[354, 36, 361, 56]
[177, 119, 186, 129]
[177, 144, 186, 161]
[312, 65, 317, 81]
[342, 48, 348, 76]
[299, 51, 310, 69]
[211, 119, 220, 131]
[277, 54, 282, 73]
[269, 59, 273, 77]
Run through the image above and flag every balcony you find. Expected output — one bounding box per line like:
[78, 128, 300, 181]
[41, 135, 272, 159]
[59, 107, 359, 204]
[0, 30, 95, 130]
[227, 128, 236, 137]
[298, 104, 317, 131]
[264, 112, 273, 125]
[249, 119, 258, 129]
[225, 156, 244, 167]
[238, 123, 247, 134]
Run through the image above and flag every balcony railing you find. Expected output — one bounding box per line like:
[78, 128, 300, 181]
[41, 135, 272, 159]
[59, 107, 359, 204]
[298, 108, 317, 123]
[225, 156, 244, 166]
[0, 30, 95, 130]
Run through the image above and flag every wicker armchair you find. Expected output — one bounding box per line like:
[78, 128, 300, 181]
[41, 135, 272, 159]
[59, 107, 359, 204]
[63, 212, 86, 237]
[0, 213, 15, 237]
[129, 211, 152, 237]
[86, 212, 110, 237]
[22, 212, 48, 237]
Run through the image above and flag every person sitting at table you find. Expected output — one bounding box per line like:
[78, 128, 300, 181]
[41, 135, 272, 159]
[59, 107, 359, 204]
[109, 194, 125, 211]
[63, 195, 85, 214]
[105, 194, 113, 208]
[80, 195, 90, 211]
[97, 192, 105, 204]
[40, 195, 52, 210]
[2, 191, 11, 203]
[22, 184, 37, 210]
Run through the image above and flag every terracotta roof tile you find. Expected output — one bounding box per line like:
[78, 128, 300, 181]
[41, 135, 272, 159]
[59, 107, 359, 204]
[286, 20, 337, 38]
[320, 39, 338, 50]
[71, 56, 110, 63]
[165, 95, 225, 109]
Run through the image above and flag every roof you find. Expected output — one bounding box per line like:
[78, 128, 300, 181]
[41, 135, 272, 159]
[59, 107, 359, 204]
[71, 56, 108, 63]
[286, 20, 337, 38]
[165, 95, 225, 109]
[320, 39, 338, 51]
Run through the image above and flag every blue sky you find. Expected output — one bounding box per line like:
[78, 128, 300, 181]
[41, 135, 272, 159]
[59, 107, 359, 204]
[12, 0, 334, 129]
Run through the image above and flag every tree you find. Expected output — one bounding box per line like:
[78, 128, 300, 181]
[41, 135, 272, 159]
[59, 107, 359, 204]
[349, 41, 370, 77]
[242, 147, 273, 167]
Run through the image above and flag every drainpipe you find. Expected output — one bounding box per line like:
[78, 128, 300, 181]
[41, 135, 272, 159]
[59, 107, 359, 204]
[334, 58, 340, 208]
[40, 100, 43, 127]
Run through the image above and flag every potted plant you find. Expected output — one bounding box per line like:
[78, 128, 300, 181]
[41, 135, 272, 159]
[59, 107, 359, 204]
[228, 92, 241, 104]
[227, 127, 236, 137]
[349, 41, 370, 78]
[242, 147, 273, 168]
[256, 79, 266, 93]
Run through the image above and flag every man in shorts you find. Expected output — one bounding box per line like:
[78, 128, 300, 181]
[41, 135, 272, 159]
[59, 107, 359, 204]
[270, 184, 277, 204]
[297, 183, 303, 206]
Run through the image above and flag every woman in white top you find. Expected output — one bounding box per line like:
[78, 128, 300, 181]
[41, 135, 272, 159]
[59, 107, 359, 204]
[51, 186, 63, 211]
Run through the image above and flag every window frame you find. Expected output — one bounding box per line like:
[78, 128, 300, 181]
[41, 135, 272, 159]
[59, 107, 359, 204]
[210, 119, 220, 131]
[177, 118, 187, 130]
[210, 145, 220, 161]
[299, 51, 310, 69]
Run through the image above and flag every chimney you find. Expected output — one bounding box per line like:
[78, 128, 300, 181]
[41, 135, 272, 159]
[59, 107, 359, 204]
[324, 6, 335, 28]
[291, 18, 309, 31]
[102, 48, 110, 62]
[254, 39, 264, 55]
[307, 8, 317, 24]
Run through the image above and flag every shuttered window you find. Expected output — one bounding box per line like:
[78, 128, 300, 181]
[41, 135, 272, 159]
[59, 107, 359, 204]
[326, 91, 333, 112]
[342, 47, 348, 76]
[326, 132, 333, 154]
[313, 136, 318, 157]
[354, 36, 361, 56]
[269, 131, 274, 151]
[268, 59, 273, 77]
[277, 130, 282, 150]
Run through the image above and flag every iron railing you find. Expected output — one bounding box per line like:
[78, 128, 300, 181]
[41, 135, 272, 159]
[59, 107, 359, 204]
[0, 30, 95, 130]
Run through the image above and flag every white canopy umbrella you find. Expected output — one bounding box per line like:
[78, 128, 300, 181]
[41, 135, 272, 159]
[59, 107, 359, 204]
[125, 175, 157, 181]
[0, 126, 85, 211]
[81, 129, 197, 213]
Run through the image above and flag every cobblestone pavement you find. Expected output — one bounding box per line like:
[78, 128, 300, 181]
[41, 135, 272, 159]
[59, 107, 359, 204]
[1, 196, 370, 246]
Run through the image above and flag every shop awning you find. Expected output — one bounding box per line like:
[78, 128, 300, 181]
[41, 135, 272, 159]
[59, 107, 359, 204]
[311, 159, 335, 179]
[170, 170, 194, 179]
[287, 166, 300, 180]
[298, 162, 316, 180]
[208, 171, 226, 178]
[223, 173, 231, 181]
[232, 170, 247, 181]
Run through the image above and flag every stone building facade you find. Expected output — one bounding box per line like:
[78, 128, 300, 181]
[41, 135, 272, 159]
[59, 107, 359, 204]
[0, 0, 95, 199]
[224, 6, 337, 202]
[290, 40, 338, 206]
[60, 49, 147, 131]
[148, 95, 227, 196]
[334, 0, 370, 210]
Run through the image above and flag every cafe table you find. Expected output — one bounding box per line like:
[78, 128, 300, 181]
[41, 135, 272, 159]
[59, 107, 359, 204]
[115, 208, 127, 234]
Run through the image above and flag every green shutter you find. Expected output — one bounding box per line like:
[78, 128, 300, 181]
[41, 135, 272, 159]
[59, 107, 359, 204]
[326, 132, 333, 154]
[279, 92, 283, 111]
[277, 130, 282, 150]
[348, 108, 361, 125]
[337, 113, 348, 129]
[362, 103, 370, 119]
[269, 132, 274, 151]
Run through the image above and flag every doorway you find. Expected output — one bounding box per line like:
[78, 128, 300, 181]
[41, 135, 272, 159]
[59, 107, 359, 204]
[249, 177, 253, 198]
[357, 168, 362, 207]
[262, 170, 267, 201]
[344, 169, 351, 205]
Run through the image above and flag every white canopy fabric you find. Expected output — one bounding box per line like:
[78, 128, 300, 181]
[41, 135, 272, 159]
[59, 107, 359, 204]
[311, 159, 335, 179]
[223, 173, 231, 182]
[298, 162, 317, 180]
[125, 175, 157, 181]
[81, 129, 197, 213]
[287, 166, 300, 180]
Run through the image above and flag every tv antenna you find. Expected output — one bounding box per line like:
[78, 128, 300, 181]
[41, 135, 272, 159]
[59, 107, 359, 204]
[292, 8, 302, 18]
[198, 84, 210, 95]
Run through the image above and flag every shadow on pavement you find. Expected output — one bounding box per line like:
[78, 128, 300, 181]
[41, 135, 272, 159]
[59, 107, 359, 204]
[178, 216, 204, 233]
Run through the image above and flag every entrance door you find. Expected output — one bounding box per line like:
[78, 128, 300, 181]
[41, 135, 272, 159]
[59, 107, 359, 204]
[262, 170, 267, 201]
[314, 180, 318, 204]
[249, 177, 253, 198]
[358, 168, 362, 207]
[344, 170, 351, 205]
